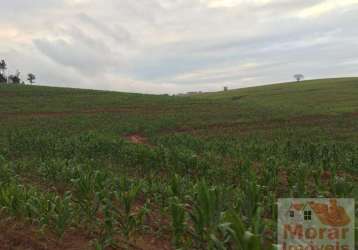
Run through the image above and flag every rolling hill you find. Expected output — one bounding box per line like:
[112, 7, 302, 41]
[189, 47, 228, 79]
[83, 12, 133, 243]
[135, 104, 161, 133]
[1, 77, 358, 141]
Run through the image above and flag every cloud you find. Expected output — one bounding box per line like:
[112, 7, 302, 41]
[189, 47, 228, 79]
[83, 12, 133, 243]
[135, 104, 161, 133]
[33, 27, 122, 76]
[0, 0, 357, 94]
[76, 13, 134, 45]
[206, 0, 272, 8]
[298, 0, 358, 18]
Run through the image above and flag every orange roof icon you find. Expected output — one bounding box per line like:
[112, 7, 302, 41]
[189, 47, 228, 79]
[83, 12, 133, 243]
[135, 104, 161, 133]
[308, 199, 351, 227]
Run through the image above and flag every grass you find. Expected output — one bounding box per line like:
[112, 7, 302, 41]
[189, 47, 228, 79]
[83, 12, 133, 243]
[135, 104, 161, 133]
[0, 77, 357, 249]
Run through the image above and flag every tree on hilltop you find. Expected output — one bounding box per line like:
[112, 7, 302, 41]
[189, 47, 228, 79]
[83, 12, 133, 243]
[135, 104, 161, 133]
[0, 59, 7, 75]
[0, 60, 7, 83]
[27, 73, 36, 84]
[8, 70, 22, 84]
[0, 60, 36, 85]
[294, 74, 304, 82]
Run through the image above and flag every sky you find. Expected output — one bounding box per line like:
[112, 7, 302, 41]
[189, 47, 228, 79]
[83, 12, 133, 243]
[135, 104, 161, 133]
[1, 0, 358, 94]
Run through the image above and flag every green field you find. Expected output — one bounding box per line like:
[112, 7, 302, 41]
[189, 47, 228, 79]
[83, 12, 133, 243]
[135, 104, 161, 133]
[0, 78, 358, 249]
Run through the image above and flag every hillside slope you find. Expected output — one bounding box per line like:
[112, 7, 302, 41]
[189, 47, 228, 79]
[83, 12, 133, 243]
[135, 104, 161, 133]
[196, 77, 358, 115]
[1, 77, 358, 141]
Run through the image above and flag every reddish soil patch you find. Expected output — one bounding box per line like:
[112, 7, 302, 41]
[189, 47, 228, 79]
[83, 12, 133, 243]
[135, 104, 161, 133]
[0, 219, 91, 250]
[321, 170, 332, 181]
[135, 235, 173, 250]
[0, 93, 17, 97]
[0, 217, 172, 250]
[278, 170, 289, 189]
[125, 134, 151, 146]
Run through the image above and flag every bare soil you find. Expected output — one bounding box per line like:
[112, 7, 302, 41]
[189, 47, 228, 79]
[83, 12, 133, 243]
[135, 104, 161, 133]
[0, 219, 91, 250]
[125, 134, 151, 146]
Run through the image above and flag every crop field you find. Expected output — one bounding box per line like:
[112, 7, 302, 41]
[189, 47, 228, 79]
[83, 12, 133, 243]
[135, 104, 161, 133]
[0, 78, 358, 249]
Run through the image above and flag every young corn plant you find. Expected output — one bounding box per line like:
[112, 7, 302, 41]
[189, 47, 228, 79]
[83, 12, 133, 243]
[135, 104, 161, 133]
[287, 163, 309, 197]
[0, 182, 27, 217]
[71, 170, 111, 228]
[312, 166, 325, 194]
[114, 178, 147, 240]
[331, 176, 355, 197]
[236, 172, 262, 225]
[169, 196, 186, 248]
[0, 181, 74, 238]
[0, 162, 18, 184]
[169, 174, 185, 198]
[94, 195, 119, 250]
[24, 194, 53, 230]
[188, 181, 229, 249]
[51, 191, 74, 238]
[221, 210, 275, 250]
[262, 157, 278, 188]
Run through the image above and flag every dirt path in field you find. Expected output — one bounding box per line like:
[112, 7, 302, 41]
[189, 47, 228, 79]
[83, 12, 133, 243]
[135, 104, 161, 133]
[125, 112, 358, 142]
[161, 112, 358, 135]
[0, 108, 139, 118]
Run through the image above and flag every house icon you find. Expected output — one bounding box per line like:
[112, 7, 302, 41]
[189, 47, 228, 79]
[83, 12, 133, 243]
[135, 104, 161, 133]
[287, 202, 313, 222]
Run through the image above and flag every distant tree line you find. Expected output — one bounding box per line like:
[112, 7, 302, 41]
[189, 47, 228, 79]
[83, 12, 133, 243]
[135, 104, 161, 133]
[0, 59, 36, 85]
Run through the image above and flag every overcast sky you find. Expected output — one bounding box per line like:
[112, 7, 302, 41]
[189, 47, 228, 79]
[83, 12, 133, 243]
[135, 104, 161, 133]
[1, 0, 357, 94]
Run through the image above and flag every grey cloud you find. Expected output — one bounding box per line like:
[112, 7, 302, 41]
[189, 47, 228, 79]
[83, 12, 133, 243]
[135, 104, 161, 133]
[77, 13, 134, 45]
[34, 31, 120, 76]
